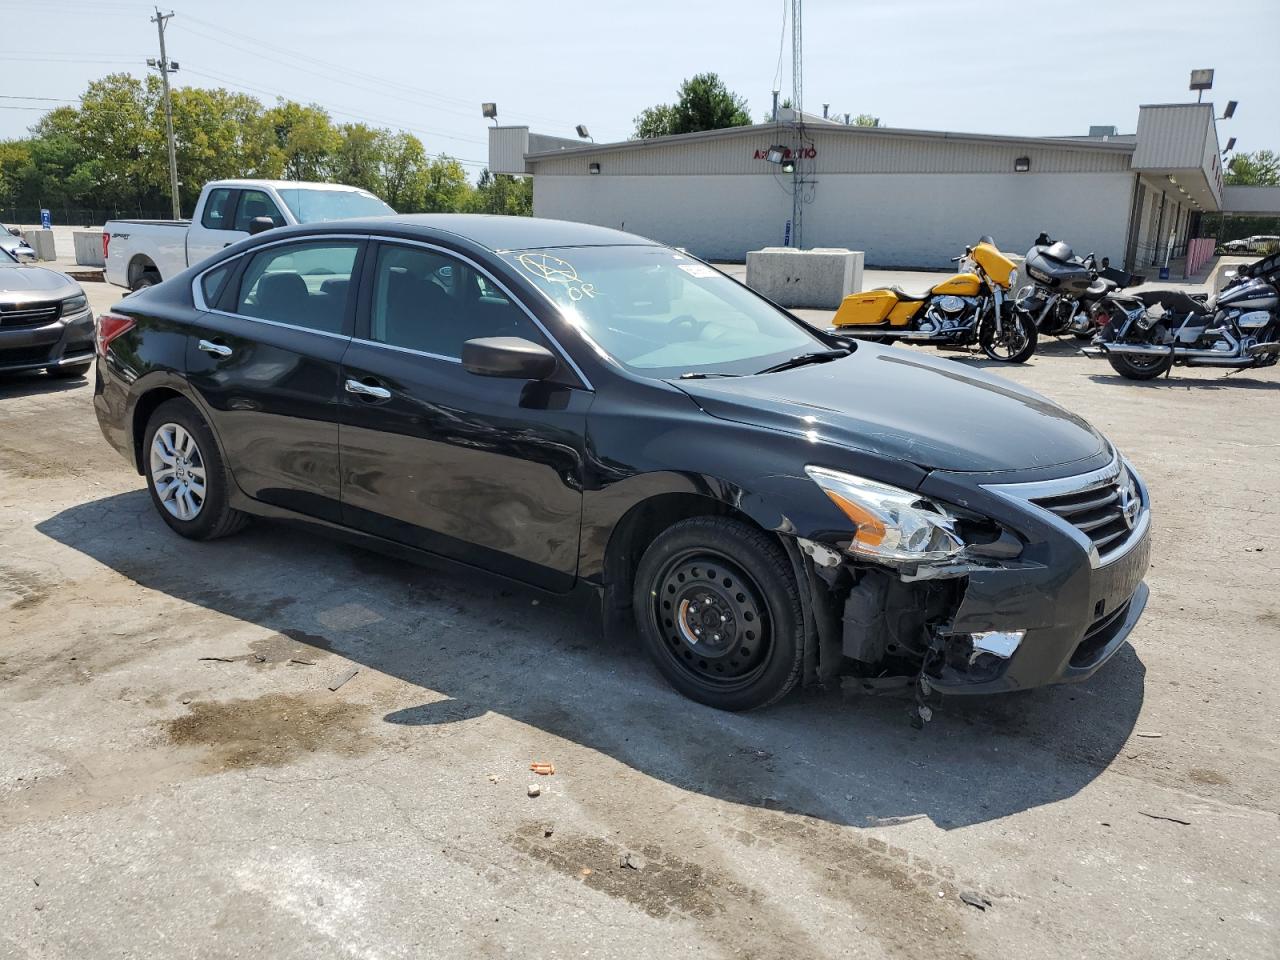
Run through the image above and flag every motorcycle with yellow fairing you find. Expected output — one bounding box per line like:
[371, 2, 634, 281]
[831, 237, 1038, 363]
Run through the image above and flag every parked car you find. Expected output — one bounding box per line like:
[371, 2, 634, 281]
[1, 224, 38, 264]
[0, 242, 95, 378]
[92, 216, 1151, 712]
[1223, 235, 1280, 254]
[104, 179, 396, 292]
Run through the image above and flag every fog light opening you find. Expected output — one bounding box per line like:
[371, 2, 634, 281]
[968, 630, 1025, 664]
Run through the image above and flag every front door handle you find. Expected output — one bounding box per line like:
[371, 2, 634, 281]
[345, 378, 391, 400]
[198, 339, 232, 357]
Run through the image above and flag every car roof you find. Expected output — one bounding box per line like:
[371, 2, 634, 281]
[313, 214, 660, 252]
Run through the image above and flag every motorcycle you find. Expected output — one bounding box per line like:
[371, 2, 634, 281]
[1017, 234, 1142, 340]
[1082, 250, 1280, 380]
[831, 237, 1038, 363]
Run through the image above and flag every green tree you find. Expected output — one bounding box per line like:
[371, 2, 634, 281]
[329, 123, 386, 194]
[852, 113, 880, 127]
[466, 169, 532, 216]
[1225, 150, 1280, 186]
[633, 73, 751, 139]
[166, 85, 274, 210]
[417, 156, 471, 213]
[263, 101, 338, 181]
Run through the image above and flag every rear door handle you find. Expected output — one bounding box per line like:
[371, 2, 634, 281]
[198, 339, 232, 357]
[345, 378, 391, 400]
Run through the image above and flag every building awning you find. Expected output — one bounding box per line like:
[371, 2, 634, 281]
[1131, 104, 1224, 212]
[1222, 185, 1280, 216]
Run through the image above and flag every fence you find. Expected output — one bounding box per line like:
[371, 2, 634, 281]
[2, 207, 173, 228]
[1184, 237, 1216, 277]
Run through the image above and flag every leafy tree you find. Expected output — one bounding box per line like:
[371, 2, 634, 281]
[263, 101, 338, 181]
[634, 73, 751, 139]
[329, 123, 385, 194]
[1225, 150, 1280, 187]
[417, 156, 471, 213]
[467, 169, 532, 216]
[852, 114, 880, 127]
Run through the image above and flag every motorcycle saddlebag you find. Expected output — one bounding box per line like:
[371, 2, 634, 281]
[834, 289, 919, 327]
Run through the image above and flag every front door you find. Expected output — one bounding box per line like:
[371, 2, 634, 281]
[338, 240, 591, 591]
[186, 237, 365, 522]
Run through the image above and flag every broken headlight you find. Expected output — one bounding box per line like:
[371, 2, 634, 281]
[805, 466, 965, 565]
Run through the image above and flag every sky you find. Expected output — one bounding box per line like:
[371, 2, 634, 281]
[2, 0, 1278, 172]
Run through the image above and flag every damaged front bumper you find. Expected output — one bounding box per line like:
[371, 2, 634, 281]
[793, 455, 1152, 696]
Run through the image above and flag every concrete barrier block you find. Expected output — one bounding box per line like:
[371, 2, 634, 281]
[73, 230, 106, 267]
[745, 247, 864, 309]
[22, 229, 57, 261]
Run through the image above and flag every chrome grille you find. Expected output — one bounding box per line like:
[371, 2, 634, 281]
[0, 301, 61, 328]
[1030, 473, 1134, 555]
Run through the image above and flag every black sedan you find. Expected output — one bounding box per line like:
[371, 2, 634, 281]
[93, 215, 1151, 711]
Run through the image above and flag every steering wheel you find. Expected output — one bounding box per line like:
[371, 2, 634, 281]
[668, 313, 702, 335]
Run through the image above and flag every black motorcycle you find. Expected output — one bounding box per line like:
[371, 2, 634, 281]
[1016, 234, 1142, 340]
[1082, 251, 1280, 380]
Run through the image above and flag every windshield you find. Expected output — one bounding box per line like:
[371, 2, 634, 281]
[276, 188, 395, 223]
[501, 245, 824, 377]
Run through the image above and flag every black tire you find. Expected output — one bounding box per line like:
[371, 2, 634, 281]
[632, 516, 804, 711]
[978, 310, 1038, 363]
[142, 397, 249, 540]
[131, 271, 160, 294]
[1106, 352, 1173, 380]
[47, 362, 91, 378]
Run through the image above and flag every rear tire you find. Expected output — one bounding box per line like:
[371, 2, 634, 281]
[143, 397, 249, 540]
[978, 310, 1037, 363]
[633, 516, 804, 711]
[130, 271, 160, 294]
[47, 362, 91, 378]
[1106, 352, 1173, 380]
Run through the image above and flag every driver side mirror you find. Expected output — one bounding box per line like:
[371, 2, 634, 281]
[461, 337, 557, 380]
[248, 216, 276, 236]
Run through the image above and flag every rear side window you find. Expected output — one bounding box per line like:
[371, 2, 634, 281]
[233, 190, 286, 232]
[200, 188, 235, 230]
[200, 262, 234, 307]
[236, 241, 360, 334]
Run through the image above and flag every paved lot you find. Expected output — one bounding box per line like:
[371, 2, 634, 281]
[1, 281, 1277, 959]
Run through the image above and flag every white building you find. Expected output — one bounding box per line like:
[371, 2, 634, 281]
[489, 103, 1254, 271]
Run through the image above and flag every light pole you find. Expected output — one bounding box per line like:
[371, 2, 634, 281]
[150, 8, 181, 219]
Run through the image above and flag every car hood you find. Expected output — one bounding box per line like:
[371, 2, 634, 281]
[0, 265, 80, 301]
[672, 344, 1107, 474]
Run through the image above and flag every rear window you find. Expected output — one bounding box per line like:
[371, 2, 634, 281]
[201, 188, 235, 230]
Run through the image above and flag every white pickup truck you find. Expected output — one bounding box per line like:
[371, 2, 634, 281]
[104, 179, 395, 291]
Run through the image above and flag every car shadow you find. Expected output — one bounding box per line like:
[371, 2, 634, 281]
[36, 490, 1146, 831]
[1086, 373, 1279, 390]
[0, 370, 89, 398]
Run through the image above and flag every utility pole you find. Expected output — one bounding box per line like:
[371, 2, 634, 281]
[149, 8, 181, 219]
[790, 0, 804, 249]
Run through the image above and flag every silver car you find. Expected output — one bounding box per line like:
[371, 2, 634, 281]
[0, 224, 38, 264]
[0, 244, 95, 379]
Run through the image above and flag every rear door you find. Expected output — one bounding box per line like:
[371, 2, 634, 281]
[186, 236, 366, 522]
[185, 187, 243, 265]
[337, 240, 591, 591]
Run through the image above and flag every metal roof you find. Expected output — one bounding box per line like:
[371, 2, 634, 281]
[524, 120, 1138, 162]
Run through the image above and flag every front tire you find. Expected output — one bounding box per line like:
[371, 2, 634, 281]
[143, 397, 248, 540]
[633, 517, 804, 711]
[978, 310, 1038, 363]
[1106, 351, 1173, 380]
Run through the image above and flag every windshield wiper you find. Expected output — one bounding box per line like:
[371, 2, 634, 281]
[678, 371, 742, 379]
[754, 348, 850, 375]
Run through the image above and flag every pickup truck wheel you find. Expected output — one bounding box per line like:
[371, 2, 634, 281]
[633, 517, 803, 711]
[143, 398, 248, 540]
[131, 272, 160, 293]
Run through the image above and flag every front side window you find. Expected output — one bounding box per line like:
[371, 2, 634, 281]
[236, 241, 359, 334]
[500, 246, 822, 377]
[201, 188, 235, 230]
[278, 188, 395, 223]
[233, 190, 286, 232]
[368, 244, 534, 358]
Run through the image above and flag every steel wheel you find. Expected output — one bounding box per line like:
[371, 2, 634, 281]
[652, 548, 772, 692]
[149, 422, 207, 521]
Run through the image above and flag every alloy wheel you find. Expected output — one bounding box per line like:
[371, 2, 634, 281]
[149, 422, 207, 521]
[652, 549, 772, 690]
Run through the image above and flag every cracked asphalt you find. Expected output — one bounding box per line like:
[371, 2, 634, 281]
[1, 281, 1277, 959]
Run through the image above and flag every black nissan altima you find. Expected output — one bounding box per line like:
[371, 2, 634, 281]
[93, 215, 1151, 711]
